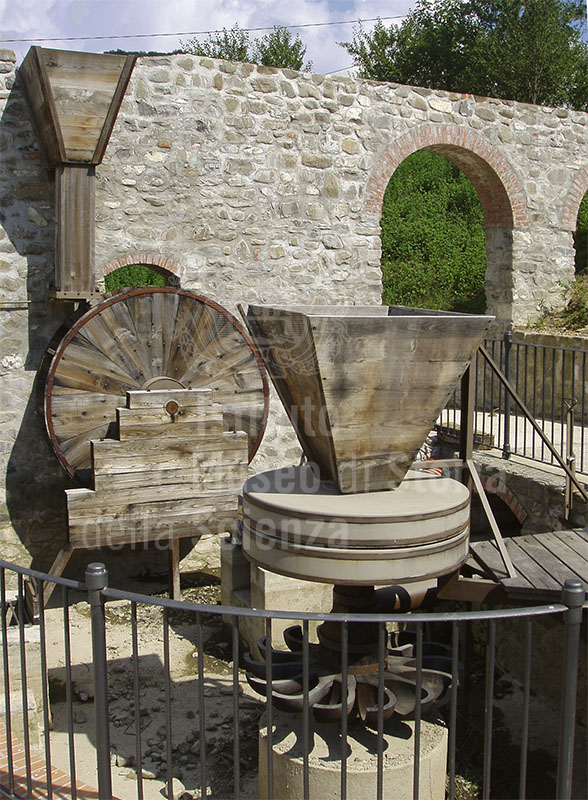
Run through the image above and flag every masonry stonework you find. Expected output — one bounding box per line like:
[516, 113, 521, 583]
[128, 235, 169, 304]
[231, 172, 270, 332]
[1, 49, 587, 567]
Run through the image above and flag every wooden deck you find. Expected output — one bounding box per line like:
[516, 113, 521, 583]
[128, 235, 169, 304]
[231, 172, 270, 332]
[470, 529, 588, 601]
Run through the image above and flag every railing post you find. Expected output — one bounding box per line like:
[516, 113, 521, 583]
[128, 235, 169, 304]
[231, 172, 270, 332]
[86, 563, 112, 800]
[564, 399, 577, 522]
[556, 578, 585, 800]
[502, 330, 512, 459]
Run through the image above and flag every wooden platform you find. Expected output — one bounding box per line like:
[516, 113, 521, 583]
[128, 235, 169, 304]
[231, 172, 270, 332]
[470, 529, 588, 601]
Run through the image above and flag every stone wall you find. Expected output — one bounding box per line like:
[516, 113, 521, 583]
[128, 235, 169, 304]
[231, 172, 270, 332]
[1, 48, 588, 569]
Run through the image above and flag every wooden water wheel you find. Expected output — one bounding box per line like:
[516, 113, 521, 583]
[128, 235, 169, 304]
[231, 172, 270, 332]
[43, 288, 269, 484]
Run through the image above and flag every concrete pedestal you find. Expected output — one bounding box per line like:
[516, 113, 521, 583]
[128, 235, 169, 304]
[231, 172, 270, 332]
[220, 539, 331, 656]
[259, 708, 448, 800]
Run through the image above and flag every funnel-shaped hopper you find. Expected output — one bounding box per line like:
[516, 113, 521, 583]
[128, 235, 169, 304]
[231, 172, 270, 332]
[246, 305, 492, 493]
[20, 47, 136, 167]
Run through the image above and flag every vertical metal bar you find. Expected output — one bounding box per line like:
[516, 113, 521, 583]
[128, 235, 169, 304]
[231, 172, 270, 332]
[232, 617, 240, 800]
[532, 346, 538, 459]
[556, 579, 585, 800]
[565, 401, 577, 521]
[197, 612, 207, 798]
[540, 346, 546, 462]
[63, 585, 77, 799]
[503, 331, 512, 458]
[489, 340, 496, 444]
[131, 602, 144, 800]
[17, 573, 32, 796]
[519, 620, 532, 800]
[340, 620, 348, 800]
[265, 617, 273, 800]
[413, 622, 423, 800]
[302, 619, 310, 800]
[483, 620, 496, 800]
[581, 352, 586, 473]
[376, 622, 385, 800]
[551, 347, 556, 465]
[447, 621, 459, 800]
[514, 343, 520, 454]
[560, 350, 566, 464]
[459, 364, 475, 463]
[523, 344, 529, 456]
[0, 568, 15, 796]
[38, 580, 53, 799]
[163, 606, 173, 797]
[85, 563, 112, 800]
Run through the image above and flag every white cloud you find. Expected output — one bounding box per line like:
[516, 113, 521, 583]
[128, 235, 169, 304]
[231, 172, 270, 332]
[0, 0, 413, 72]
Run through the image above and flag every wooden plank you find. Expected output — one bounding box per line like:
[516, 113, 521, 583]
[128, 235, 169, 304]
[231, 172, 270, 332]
[536, 532, 588, 584]
[117, 418, 224, 441]
[54, 340, 138, 394]
[77, 307, 146, 384]
[125, 388, 213, 409]
[68, 515, 238, 548]
[92, 461, 246, 491]
[91, 432, 247, 470]
[67, 500, 239, 546]
[515, 534, 585, 589]
[503, 538, 561, 592]
[55, 165, 95, 295]
[470, 540, 535, 591]
[67, 479, 245, 513]
[50, 391, 120, 440]
[19, 46, 65, 166]
[168, 539, 181, 600]
[45, 49, 133, 162]
[565, 529, 588, 560]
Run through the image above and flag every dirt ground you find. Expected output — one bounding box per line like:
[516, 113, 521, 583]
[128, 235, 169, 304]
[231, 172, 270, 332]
[43, 536, 263, 800]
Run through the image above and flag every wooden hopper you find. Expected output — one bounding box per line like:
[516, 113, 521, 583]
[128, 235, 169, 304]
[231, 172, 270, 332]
[19, 47, 136, 298]
[245, 305, 493, 493]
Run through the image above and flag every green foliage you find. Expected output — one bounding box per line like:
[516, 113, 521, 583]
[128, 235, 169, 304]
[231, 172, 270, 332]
[104, 265, 166, 292]
[252, 26, 312, 71]
[340, 0, 588, 110]
[574, 193, 588, 274]
[381, 152, 487, 312]
[183, 24, 252, 62]
[182, 24, 312, 70]
[534, 273, 588, 331]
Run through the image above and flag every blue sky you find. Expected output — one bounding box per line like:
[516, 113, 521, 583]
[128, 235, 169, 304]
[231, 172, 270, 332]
[0, 1, 414, 73]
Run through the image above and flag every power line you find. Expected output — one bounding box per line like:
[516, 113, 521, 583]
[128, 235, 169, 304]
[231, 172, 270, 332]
[0, 15, 405, 44]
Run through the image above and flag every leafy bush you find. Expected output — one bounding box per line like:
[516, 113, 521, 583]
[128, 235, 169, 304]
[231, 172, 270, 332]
[381, 151, 487, 312]
[574, 192, 588, 274]
[105, 265, 166, 292]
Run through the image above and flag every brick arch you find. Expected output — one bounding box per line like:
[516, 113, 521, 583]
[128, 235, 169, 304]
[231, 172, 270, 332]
[561, 166, 588, 231]
[365, 124, 529, 229]
[480, 474, 528, 525]
[99, 252, 186, 282]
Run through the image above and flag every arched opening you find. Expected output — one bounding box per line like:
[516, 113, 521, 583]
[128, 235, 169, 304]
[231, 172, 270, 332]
[381, 151, 486, 312]
[470, 493, 523, 540]
[365, 125, 528, 326]
[574, 191, 588, 275]
[105, 263, 179, 292]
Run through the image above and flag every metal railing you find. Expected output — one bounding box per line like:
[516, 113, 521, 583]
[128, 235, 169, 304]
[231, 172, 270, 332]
[439, 333, 588, 475]
[0, 557, 585, 800]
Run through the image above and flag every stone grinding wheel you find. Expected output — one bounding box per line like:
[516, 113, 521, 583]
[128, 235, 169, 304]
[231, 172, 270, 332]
[43, 287, 269, 485]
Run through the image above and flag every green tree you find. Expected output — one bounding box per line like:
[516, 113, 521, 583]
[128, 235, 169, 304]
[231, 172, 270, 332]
[252, 26, 312, 70]
[340, 1, 588, 109]
[182, 23, 312, 70]
[182, 24, 252, 62]
[380, 152, 487, 312]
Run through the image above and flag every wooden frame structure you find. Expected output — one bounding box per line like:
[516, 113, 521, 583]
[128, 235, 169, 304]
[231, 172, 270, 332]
[19, 47, 136, 298]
